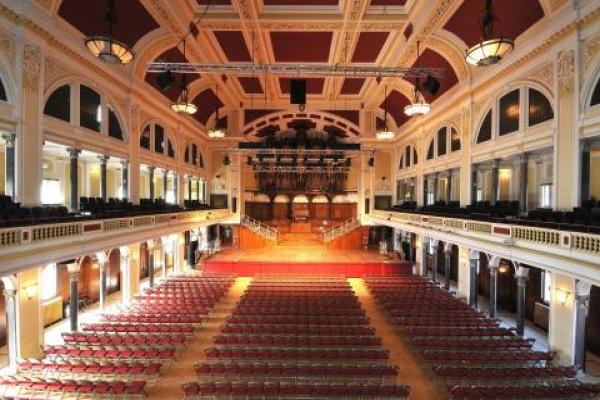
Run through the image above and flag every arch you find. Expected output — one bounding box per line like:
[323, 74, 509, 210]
[184, 142, 204, 168]
[399, 142, 418, 169]
[273, 194, 289, 203]
[132, 30, 178, 81]
[0, 275, 17, 291]
[425, 123, 461, 161]
[292, 195, 309, 204]
[311, 195, 329, 204]
[589, 71, 600, 108]
[44, 84, 71, 122]
[0, 50, 16, 103]
[476, 109, 493, 144]
[242, 109, 362, 139]
[140, 120, 176, 160]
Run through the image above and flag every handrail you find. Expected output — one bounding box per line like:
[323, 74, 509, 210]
[241, 215, 279, 242]
[322, 219, 360, 243]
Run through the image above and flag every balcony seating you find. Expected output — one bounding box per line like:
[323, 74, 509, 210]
[0, 195, 79, 228]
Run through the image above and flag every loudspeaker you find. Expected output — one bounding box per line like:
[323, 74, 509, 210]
[290, 79, 306, 105]
[156, 70, 174, 91]
[423, 75, 440, 96]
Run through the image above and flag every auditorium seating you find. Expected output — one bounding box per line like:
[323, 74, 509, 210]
[182, 277, 410, 399]
[0, 274, 234, 399]
[364, 276, 600, 399]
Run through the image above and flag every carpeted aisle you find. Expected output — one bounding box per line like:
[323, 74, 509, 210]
[349, 278, 447, 400]
[145, 277, 252, 400]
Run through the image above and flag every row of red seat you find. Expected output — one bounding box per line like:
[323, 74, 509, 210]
[231, 307, 365, 317]
[182, 381, 410, 398]
[396, 326, 514, 337]
[213, 333, 380, 347]
[434, 366, 577, 379]
[0, 377, 145, 397]
[82, 322, 194, 334]
[195, 361, 398, 380]
[226, 315, 368, 325]
[205, 346, 389, 360]
[448, 383, 600, 399]
[101, 314, 203, 324]
[220, 323, 374, 336]
[18, 359, 161, 376]
[414, 337, 534, 350]
[421, 350, 553, 363]
[62, 331, 186, 346]
[44, 345, 175, 360]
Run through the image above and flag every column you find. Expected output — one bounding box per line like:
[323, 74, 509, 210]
[196, 180, 201, 201]
[433, 173, 439, 203]
[98, 258, 107, 311]
[444, 245, 452, 291]
[162, 240, 168, 277]
[186, 231, 195, 268]
[173, 174, 178, 205]
[430, 241, 438, 282]
[99, 155, 108, 201]
[2, 133, 16, 198]
[148, 166, 155, 201]
[469, 255, 479, 308]
[148, 246, 155, 287]
[518, 154, 529, 214]
[187, 177, 192, 201]
[490, 159, 500, 206]
[471, 165, 478, 204]
[580, 140, 590, 204]
[68, 269, 80, 332]
[68, 148, 80, 210]
[121, 160, 129, 200]
[488, 263, 499, 318]
[574, 281, 592, 369]
[3, 289, 17, 372]
[163, 170, 168, 200]
[120, 252, 131, 304]
[515, 268, 530, 337]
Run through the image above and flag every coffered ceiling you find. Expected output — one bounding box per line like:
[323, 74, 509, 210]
[53, 0, 551, 135]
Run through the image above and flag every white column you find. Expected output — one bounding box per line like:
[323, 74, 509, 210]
[549, 271, 577, 365]
[120, 250, 131, 305]
[3, 289, 17, 372]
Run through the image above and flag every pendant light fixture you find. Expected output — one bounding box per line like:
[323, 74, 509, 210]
[85, 0, 134, 65]
[376, 83, 395, 141]
[208, 83, 226, 138]
[465, 0, 514, 67]
[170, 39, 197, 115]
[404, 41, 431, 117]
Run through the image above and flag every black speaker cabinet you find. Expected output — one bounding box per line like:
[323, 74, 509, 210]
[290, 79, 306, 105]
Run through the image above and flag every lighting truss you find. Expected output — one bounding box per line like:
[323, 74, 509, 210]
[253, 165, 350, 173]
[147, 62, 445, 79]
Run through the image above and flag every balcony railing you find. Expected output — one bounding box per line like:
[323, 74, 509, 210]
[322, 219, 360, 243]
[241, 216, 278, 242]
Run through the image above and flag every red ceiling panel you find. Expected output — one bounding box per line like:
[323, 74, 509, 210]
[324, 110, 360, 126]
[444, 0, 544, 47]
[238, 77, 264, 94]
[270, 32, 333, 62]
[323, 125, 348, 138]
[340, 78, 366, 95]
[213, 31, 252, 62]
[245, 109, 278, 125]
[405, 48, 458, 103]
[264, 0, 339, 5]
[58, 0, 159, 48]
[370, 0, 407, 5]
[381, 90, 411, 127]
[145, 47, 200, 102]
[197, 0, 231, 5]
[351, 32, 389, 63]
[192, 89, 224, 125]
[279, 78, 325, 95]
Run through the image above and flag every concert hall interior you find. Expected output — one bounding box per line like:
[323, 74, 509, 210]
[0, 0, 599, 398]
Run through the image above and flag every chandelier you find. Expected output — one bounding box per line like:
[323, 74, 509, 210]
[170, 40, 197, 115]
[208, 83, 226, 138]
[376, 84, 395, 141]
[465, 0, 514, 67]
[85, 0, 134, 65]
[404, 41, 431, 117]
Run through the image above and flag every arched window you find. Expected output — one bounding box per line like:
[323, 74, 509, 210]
[80, 85, 101, 132]
[450, 127, 461, 152]
[399, 144, 417, 170]
[399, 155, 405, 170]
[413, 147, 418, 164]
[499, 89, 520, 136]
[592, 78, 600, 106]
[141, 122, 176, 159]
[44, 85, 71, 122]
[0, 76, 7, 102]
[184, 143, 203, 167]
[477, 110, 492, 143]
[437, 128, 447, 157]
[528, 88, 554, 126]
[108, 106, 123, 140]
[140, 125, 151, 149]
[426, 141, 434, 160]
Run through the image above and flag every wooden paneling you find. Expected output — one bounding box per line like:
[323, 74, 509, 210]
[326, 227, 368, 250]
[238, 227, 272, 249]
[273, 203, 289, 220]
[246, 202, 356, 222]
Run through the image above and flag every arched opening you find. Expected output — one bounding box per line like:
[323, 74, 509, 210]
[476, 110, 492, 143]
[586, 285, 600, 374]
[0, 76, 6, 102]
[139, 242, 150, 280]
[44, 85, 71, 122]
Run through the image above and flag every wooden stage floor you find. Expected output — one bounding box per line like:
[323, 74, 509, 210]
[207, 245, 390, 263]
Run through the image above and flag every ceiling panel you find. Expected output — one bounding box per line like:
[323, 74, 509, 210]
[238, 77, 264, 94]
[381, 90, 411, 127]
[351, 32, 389, 63]
[145, 47, 200, 102]
[192, 89, 223, 125]
[340, 78, 366, 95]
[405, 48, 458, 103]
[270, 32, 333, 62]
[370, 0, 407, 5]
[245, 109, 277, 125]
[444, 0, 544, 47]
[197, 0, 231, 5]
[324, 110, 360, 126]
[279, 78, 325, 95]
[213, 31, 252, 62]
[264, 0, 339, 5]
[58, 0, 159, 48]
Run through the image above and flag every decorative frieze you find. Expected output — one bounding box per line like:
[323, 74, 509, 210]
[584, 35, 600, 73]
[22, 44, 42, 92]
[557, 49, 575, 94]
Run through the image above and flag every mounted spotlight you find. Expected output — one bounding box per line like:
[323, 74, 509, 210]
[85, 0, 135, 65]
[156, 69, 174, 91]
[423, 75, 440, 96]
[466, 0, 514, 67]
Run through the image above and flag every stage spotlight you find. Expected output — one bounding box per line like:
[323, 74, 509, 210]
[423, 75, 440, 96]
[156, 70, 174, 91]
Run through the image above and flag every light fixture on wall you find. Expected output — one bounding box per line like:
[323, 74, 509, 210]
[376, 82, 395, 140]
[498, 263, 509, 274]
[24, 284, 37, 300]
[85, 0, 134, 65]
[170, 39, 197, 115]
[404, 41, 431, 117]
[556, 288, 570, 305]
[465, 0, 514, 67]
